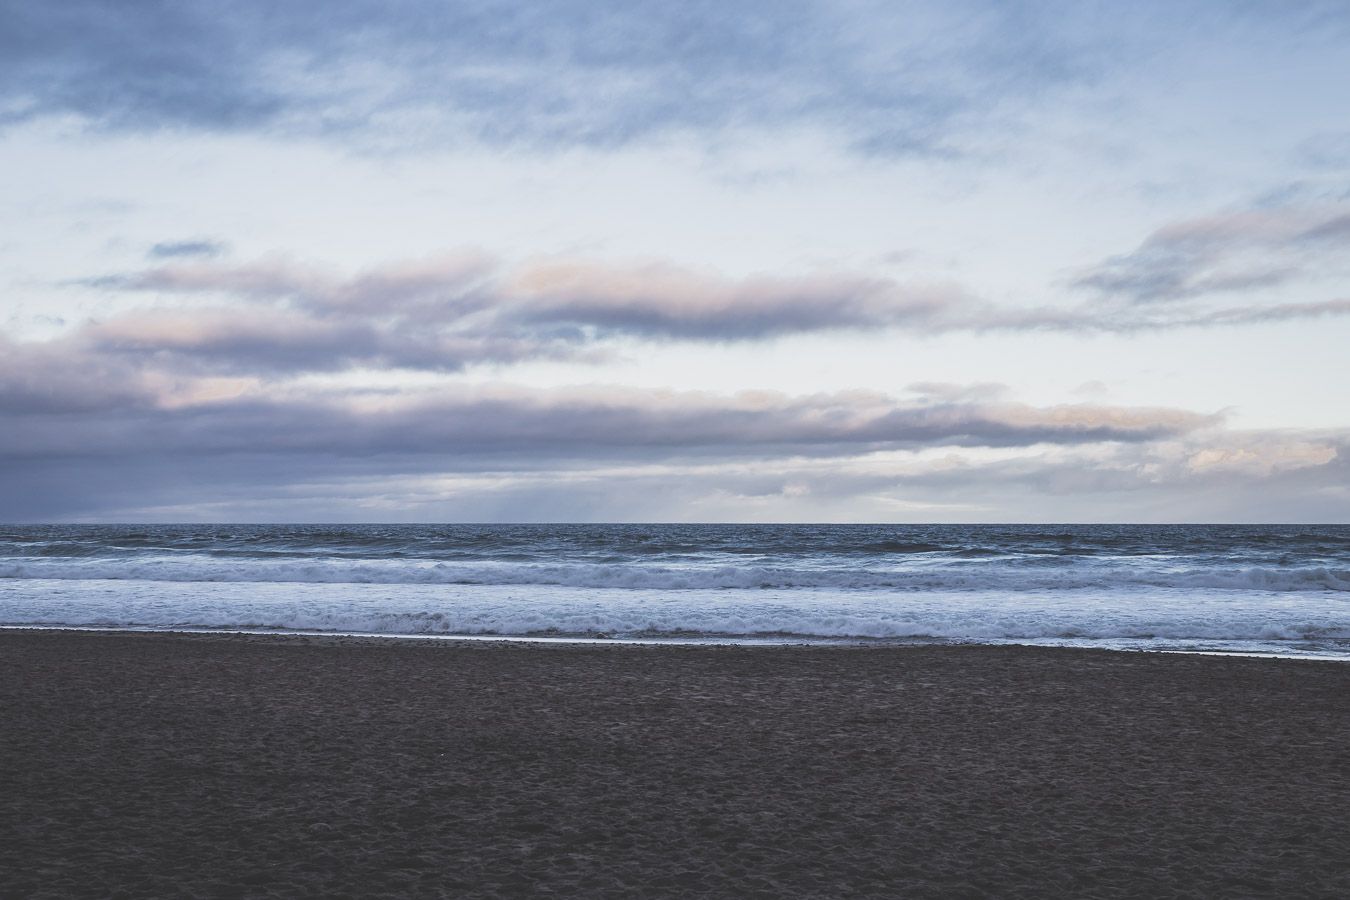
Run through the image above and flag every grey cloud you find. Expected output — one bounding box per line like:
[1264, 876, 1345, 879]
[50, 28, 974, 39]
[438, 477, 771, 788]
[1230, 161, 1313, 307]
[82, 256, 986, 368]
[501, 263, 968, 339]
[0, 337, 155, 414]
[1300, 213, 1350, 241]
[1, 403, 1342, 523]
[116, 253, 496, 317]
[1179, 298, 1350, 327]
[0, 379, 1218, 462]
[71, 254, 572, 373]
[1072, 205, 1350, 304]
[82, 309, 389, 373]
[148, 240, 227, 259]
[0, 0, 1114, 156]
[78, 315, 585, 376]
[1052, 296, 1350, 333]
[0, 365, 1239, 516]
[0, 0, 283, 130]
[59, 249, 1350, 379]
[1075, 262, 1296, 306]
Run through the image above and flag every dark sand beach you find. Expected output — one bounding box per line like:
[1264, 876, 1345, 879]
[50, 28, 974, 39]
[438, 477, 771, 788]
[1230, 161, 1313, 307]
[2, 631, 1348, 898]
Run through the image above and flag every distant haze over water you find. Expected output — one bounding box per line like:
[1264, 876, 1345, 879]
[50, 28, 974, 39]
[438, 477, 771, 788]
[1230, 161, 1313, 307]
[3, 525, 1348, 658]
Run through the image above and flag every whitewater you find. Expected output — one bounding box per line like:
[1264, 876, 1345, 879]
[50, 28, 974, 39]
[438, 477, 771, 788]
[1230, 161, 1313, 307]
[2, 524, 1348, 657]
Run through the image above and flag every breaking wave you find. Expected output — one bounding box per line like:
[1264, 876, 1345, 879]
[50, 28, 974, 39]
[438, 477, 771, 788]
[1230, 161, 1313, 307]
[0, 556, 1347, 592]
[3, 580, 1349, 654]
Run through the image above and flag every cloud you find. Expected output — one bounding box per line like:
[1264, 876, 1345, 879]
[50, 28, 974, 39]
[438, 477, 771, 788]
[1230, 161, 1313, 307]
[3, 299, 1341, 523]
[500, 262, 967, 339]
[1072, 205, 1350, 304]
[790, 429, 1350, 521]
[0, 336, 154, 414]
[66, 249, 1350, 380]
[1183, 440, 1338, 477]
[75, 254, 989, 373]
[0, 379, 1219, 462]
[82, 308, 390, 373]
[4, 351, 1285, 521]
[0, 391, 1342, 522]
[1178, 297, 1350, 327]
[147, 239, 227, 259]
[905, 382, 1011, 403]
[0, 1, 1107, 156]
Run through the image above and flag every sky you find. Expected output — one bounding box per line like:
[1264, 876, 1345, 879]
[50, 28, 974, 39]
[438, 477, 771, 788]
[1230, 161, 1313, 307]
[2, 0, 1348, 522]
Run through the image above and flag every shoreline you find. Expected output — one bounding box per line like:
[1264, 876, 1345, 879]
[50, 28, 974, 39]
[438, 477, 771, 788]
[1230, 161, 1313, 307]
[3, 623, 1349, 662]
[4, 629, 1349, 897]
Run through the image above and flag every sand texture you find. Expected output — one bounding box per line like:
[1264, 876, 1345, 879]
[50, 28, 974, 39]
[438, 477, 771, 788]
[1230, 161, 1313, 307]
[2, 630, 1348, 898]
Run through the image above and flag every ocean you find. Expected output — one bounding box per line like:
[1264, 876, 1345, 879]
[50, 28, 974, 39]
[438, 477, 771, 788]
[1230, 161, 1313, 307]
[2, 524, 1348, 657]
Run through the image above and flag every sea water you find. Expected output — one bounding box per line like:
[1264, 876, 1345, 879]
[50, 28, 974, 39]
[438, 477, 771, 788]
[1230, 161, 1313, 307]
[1, 524, 1347, 657]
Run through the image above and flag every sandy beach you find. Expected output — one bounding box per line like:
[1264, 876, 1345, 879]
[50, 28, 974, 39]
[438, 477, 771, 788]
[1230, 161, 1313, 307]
[2, 630, 1348, 898]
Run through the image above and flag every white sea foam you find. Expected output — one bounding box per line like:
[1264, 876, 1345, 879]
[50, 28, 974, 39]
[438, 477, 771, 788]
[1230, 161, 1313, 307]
[2, 580, 1348, 655]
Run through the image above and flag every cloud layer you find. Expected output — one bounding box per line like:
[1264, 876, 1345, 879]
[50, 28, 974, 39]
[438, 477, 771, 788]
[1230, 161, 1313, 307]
[2, 381, 1340, 522]
[13, 340, 1339, 523]
[1, 369, 1218, 457]
[6, 296, 1343, 520]
[53, 237, 1350, 382]
[0, 0, 1123, 155]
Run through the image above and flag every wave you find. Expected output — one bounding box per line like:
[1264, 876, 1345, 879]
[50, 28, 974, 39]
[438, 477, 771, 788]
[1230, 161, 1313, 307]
[5, 596, 1349, 644]
[1, 556, 1348, 592]
[4, 576, 1349, 657]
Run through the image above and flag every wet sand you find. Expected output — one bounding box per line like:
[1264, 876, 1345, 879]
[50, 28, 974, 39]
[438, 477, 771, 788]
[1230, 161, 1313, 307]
[2, 630, 1348, 898]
